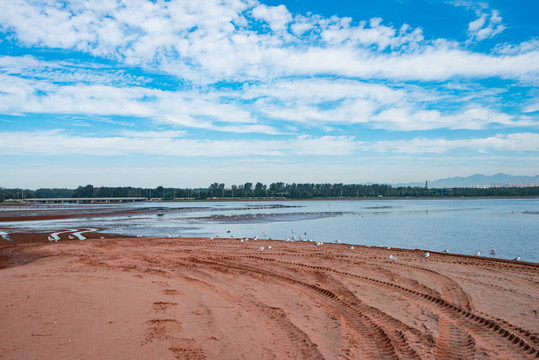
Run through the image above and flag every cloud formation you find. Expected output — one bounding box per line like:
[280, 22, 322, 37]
[0, 0, 537, 186]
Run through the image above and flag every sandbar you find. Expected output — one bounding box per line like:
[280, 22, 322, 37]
[1, 235, 538, 359]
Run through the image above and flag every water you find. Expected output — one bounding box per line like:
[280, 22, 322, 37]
[1, 199, 538, 262]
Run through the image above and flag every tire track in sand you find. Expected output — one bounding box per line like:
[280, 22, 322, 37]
[225, 254, 538, 359]
[186, 257, 402, 359]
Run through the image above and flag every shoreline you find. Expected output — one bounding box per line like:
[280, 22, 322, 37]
[1, 235, 538, 359]
[2, 195, 538, 207]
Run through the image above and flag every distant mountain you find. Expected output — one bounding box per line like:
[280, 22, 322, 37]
[396, 173, 539, 188]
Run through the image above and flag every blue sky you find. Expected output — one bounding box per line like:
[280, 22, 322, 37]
[0, 0, 538, 189]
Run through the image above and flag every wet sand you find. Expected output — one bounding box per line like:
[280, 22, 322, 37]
[1, 235, 538, 360]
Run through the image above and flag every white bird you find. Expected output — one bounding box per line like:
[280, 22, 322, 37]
[513, 255, 520, 261]
[389, 255, 399, 261]
[421, 252, 430, 258]
[256, 246, 264, 251]
[48, 236, 54, 241]
[315, 242, 323, 246]
[265, 245, 271, 249]
[386, 246, 391, 250]
[347, 246, 354, 250]
[474, 251, 481, 256]
[443, 248, 449, 253]
[168, 234, 172, 238]
[240, 239, 244, 243]
[253, 236, 258, 241]
[68, 235, 74, 240]
[336, 239, 341, 243]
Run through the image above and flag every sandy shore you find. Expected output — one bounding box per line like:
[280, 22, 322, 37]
[1, 236, 538, 360]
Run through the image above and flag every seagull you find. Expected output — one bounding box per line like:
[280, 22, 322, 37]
[315, 242, 323, 246]
[347, 246, 354, 250]
[389, 255, 399, 261]
[336, 239, 341, 243]
[421, 252, 430, 258]
[474, 251, 481, 256]
[490, 249, 496, 255]
[513, 255, 520, 261]
[240, 239, 244, 243]
[443, 248, 449, 253]
[265, 245, 271, 249]
[256, 246, 264, 251]
[68, 235, 74, 240]
[386, 246, 391, 250]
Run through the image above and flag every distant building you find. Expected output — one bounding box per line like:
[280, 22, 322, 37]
[468, 183, 539, 189]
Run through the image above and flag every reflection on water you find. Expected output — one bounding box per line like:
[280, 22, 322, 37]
[1, 199, 538, 262]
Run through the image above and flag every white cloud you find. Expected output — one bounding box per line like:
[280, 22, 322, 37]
[251, 4, 292, 32]
[452, 1, 505, 42]
[370, 106, 525, 131]
[467, 9, 504, 41]
[2, 130, 537, 158]
[0, 0, 536, 85]
[0, 130, 359, 157]
[369, 133, 539, 154]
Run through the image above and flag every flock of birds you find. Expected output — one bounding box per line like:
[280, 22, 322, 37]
[27, 226, 521, 262]
[214, 229, 523, 262]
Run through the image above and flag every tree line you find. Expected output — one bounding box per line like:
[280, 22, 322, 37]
[1, 182, 538, 202]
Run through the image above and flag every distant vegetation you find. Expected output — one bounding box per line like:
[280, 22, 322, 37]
[1, 182, 538, 202]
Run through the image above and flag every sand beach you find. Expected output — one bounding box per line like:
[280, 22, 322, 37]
[1, 232, 538, 360]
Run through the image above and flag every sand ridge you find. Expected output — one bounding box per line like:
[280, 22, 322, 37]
[1, 237, 538, 359]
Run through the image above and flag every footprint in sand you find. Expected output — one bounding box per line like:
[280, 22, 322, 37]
[153, 301, 178, 313]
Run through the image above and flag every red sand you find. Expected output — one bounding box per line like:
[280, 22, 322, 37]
[1, 236, 538, 359]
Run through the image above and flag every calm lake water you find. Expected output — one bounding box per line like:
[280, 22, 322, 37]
[2, 199, 538, 262]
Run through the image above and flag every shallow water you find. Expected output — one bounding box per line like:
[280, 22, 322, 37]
[1, 199, 538, 262]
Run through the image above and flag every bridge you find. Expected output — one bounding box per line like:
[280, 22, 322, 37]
[21, 197, 147, 204]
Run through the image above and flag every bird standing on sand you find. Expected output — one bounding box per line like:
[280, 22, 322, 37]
[421, 252, 430, 258]
[347, 246, 354, 250]
[389, 255, 399, 261]
[513, 255, 520, 261]
[474, 251, 481, 256]
[256, 246, 264, 251]
[443, 248, 449, 253]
